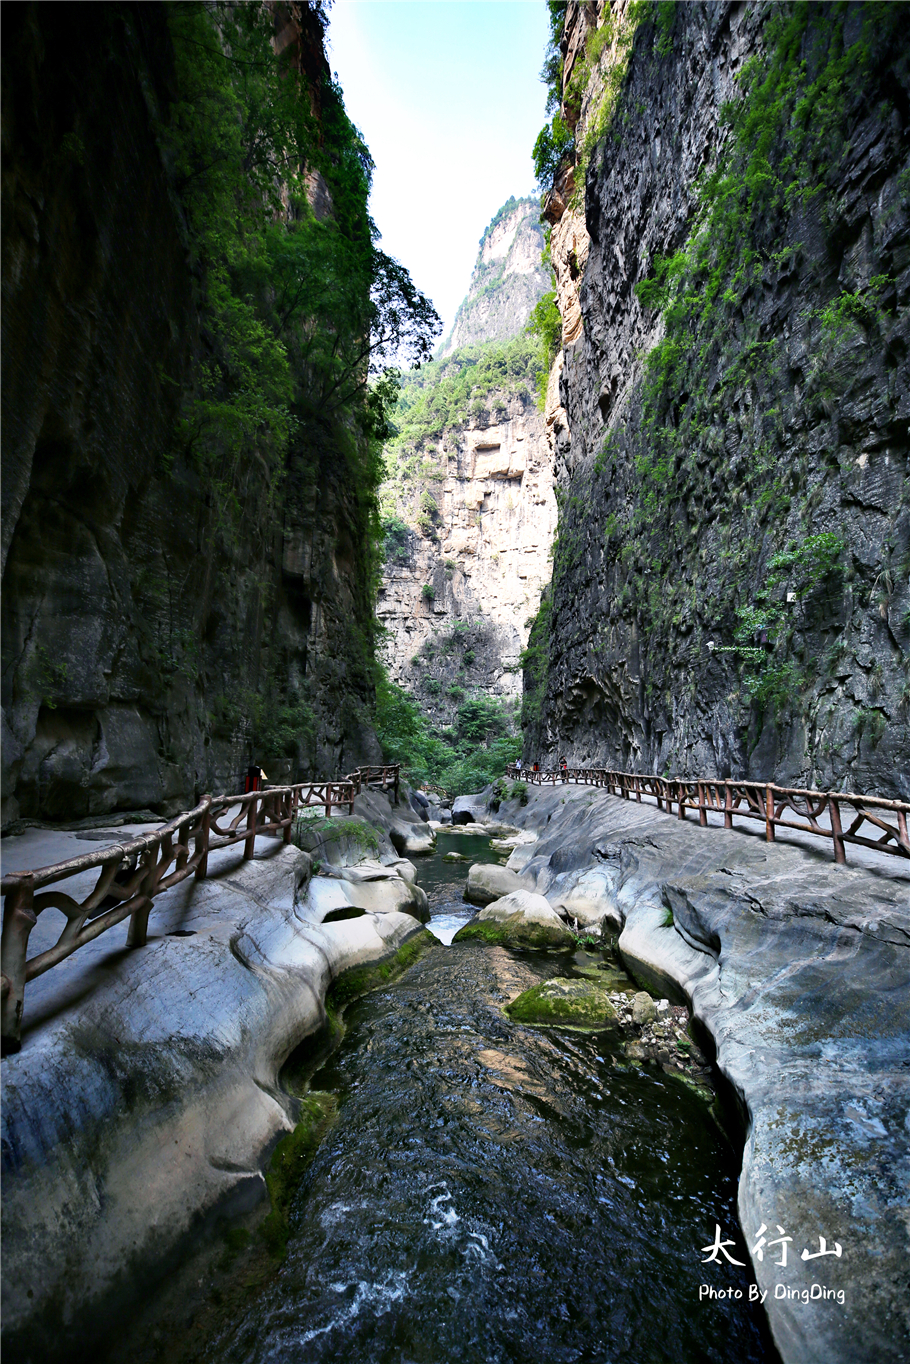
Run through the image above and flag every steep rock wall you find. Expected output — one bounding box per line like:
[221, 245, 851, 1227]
[0, 4, 382, 828]
[439, 198, 549, 356]
[529, 0, 910, 797]
[380, 194, 557, 729]
[379, 391, 556, 727]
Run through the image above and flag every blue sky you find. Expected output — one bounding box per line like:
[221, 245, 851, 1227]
[327, 1, 551, 340]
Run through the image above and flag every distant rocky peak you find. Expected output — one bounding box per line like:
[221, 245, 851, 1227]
[439, 196, 550, 357]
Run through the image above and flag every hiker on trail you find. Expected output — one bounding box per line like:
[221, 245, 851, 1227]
[515, 757, 522, 773]
[560, 756, 568, 782]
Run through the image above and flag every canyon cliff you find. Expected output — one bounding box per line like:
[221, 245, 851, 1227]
[1, 3, 425, 827]
[439, 197, 551, 355]
[529, 0, 910, 798]
[379, 200, 556, 730]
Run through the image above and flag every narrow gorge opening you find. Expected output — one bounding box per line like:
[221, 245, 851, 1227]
[2, 3, 908, 1364]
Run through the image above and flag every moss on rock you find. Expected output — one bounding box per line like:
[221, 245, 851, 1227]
[328, 928, 439, 1011]
[505, 979, 621, 1029]
[452, 913, 574, 951]
[260, 1091, 338, 1256]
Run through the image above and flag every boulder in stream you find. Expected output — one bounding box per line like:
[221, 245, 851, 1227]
[506, 978, 620, 1030]
[453, 890, 575, 950]
[464, 863, 527, 906]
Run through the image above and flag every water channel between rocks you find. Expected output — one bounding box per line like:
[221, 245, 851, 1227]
[215, 830, 773, 1364]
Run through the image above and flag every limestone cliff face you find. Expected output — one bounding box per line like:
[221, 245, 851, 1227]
[379, 393, 556, 723]
[0, 4, 382, 827]
[529, 0, 910, 798]
[379, 196, 556, 727]
[439, 198, 549, 356]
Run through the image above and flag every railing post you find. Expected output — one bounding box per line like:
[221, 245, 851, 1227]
[195, 799, 211, 878]
[349, 782, 355, 816]
[1, 875, 36, 1054]
[898, 808, 909, 858]
[126, 849, 157, 949]
[829, 797, 847, 865]
[765, 785, 776, 843]
[677, 782, 686, 820]
[325, 785, 332, 818]
[244, 793, 258, 859]
[724, 782, 733, 829]
[698, 782, 708, 827]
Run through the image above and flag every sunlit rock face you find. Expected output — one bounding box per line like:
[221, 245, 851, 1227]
[378, 396, 556, 725]
[379, 196, 557, 728]
[439, 198, 550, 357]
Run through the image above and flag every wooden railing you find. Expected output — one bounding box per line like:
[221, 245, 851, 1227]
[0, 765, 399, 1054]
[348, 764, 401, 803]
[505, 766, 910, 868]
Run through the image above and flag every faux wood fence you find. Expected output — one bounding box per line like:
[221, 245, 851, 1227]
[0, 764, 399, 1053]
[505, 766, 910, 868]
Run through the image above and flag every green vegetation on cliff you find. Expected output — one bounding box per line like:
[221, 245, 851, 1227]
[623, 2, 907, 728]
[374, 673, 520, 796]
[528, 0, 909, 781]
[157, 1, 441, 770]
[386, 336, 540, 455]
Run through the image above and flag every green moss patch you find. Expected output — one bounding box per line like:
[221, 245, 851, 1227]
[293, 815, 380, 859]
[506, 979, 621, 1030]
[328, 928, 439, 1011]
[452, 915, 574, 952]
[260, 1091, 338, 1256]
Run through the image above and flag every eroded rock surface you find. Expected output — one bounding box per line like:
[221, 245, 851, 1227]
[483, 780, 910, 1364]
[454, 888, 575, 951]
[528, 0, 910, 798]
[0, 826, 435, 1361]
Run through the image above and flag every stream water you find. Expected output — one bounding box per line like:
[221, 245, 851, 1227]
[213, 831, 772, 1363]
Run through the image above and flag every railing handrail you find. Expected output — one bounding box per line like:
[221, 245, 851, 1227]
[503, 765, 910, 867]
[0, 764, 400, 1052]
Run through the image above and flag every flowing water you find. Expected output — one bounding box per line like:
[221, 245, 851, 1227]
[213, 831, 772, 1364]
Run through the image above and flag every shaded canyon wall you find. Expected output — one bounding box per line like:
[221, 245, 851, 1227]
[1, 3, 382, 827]
[528, 0, 910, 797]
